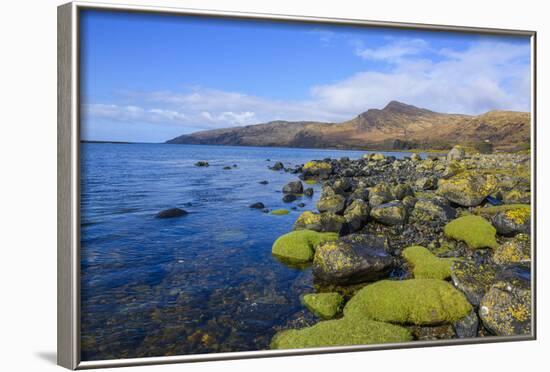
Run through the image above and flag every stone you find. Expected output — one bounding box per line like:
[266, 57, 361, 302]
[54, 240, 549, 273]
[317, 194, 346, 214]
[411, 153, 422, 161]
[409, 198, 456, 224]
[343, 199, 370, 233]
[283, 180, 304, 194]
[447, 145, 466, 161]
[443, 215, 498, 249]
[270, 161, 284, 171]
[493, 234, 531, 265]
[491, 205, 531, 236]
[370, 201, 407, 225]
[293, 211, 346, 233]
[272, 230, 339, 263]
[302, 161, 332, 179]
[453, 310, 479, 338]
[282, 194, 297, 203]
[194, 161, 209, 167]
[249, 202, 265, 209]
[415, 177, 437, 191]
[502, 189, 531, 204]
[368, 183, 393, 207]
[392, 183, 413, 200]
[312, 234, 396, 285]
[259, 180, 269, 185]
[437, 171, 498, 207]
[450, 260, 498, 306]
[304, 187, 314, 197]
[155, 208, 187, 219]
[301, 292, 344, 319]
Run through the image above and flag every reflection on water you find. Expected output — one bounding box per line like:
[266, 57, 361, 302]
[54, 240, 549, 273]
[80, 143, 412, 360]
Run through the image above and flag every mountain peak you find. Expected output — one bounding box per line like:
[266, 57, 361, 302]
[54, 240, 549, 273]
[382, 101, 433, 115]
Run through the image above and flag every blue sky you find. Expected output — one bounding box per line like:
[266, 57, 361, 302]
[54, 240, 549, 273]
[81, 10, 532, 143]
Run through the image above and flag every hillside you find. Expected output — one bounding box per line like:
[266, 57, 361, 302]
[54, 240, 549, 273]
[166, 101, 530, 151]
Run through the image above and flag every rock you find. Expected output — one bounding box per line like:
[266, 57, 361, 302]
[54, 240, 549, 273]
[222, 166, 232, 170]
[194, 161, 209, 167]
[503, 189, 531, 204]
[401, 195, 418, 210]
[282, 194, 297, 203]
[411, 153, 422, 161]
[270, 161, 284, 171]
[272, 230, 338, 263]
[493, 234, 531, 265]
[343, 199, 370, 233]
[262, 208, 270, 213]
[249, 202, 265, 209]
[437, 171, 497, 207]
[392, 183, 413, 200]
[370, 201, 407, 225]
[270, 316, 412, 349]
[409, 198, 456, 224]
[301, 293, 344, 319]
[368, 183, 393, 207]
[450, 260, 498, 306]
[317, 194, 346, 214]
[349, 186, 369, 202]
[443, 215, 498, 249]
[402, 245, 455, 280]
[410, 324, 456, 341]
[447, 145, 466, 161]
[312, 234, 396, 285]
[304, 187, 314, 197]
[302, 161, 332, 179]
[271, 209, 290, 215]
[333, 178, 353, 194]
[453, 310, 479, 338]
[297, 203, 306, 208]
[441, 160, 465, 179]
[479, 281, 531, 336]
[259, 180, 269, 185]
[293, 211, 346, 234]
[491, 205, 531, 236]
[343, 279, 472, 325]
[415, 177, 437, 191]
[371, 153, 386, 161]
[155, 208, 188, 219]
[283, 180, 304, 194]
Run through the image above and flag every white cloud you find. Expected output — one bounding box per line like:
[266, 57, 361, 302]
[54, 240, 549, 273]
[83, 39, 531, 133]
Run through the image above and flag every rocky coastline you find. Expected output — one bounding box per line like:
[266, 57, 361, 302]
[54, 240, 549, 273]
[269, 145, 532, 348]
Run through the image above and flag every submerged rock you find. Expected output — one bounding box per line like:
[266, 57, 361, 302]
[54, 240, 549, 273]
[444, 215, 498, 249]
[283, 180, 304, 194]
[402, 245, 455, 280]
[312, 234, 396, 285]
[437, 171, 497, 207]
[194, 161, 209, 167]
[249, 202, 265, 209]
[370, 201, 407, 225]
[270, 161, 284, 171]
[344, 279, 472, 325]
[293, 211, 346, 234]
[282, 194, 297, 203]
[272, 230, 338, 263]
[304, 187, 314, 197]
[259, 180, 269, 185]
[491, 205, 531, 236]
[155, 208, 188, 219]
[301, 292, 344, 319]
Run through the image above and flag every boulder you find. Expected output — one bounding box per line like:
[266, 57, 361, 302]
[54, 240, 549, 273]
[259, 180, 269, 185]
[368, 183, 393, 207]
[443, 215, 498, 249]
[491, 205, 531, 236]
[304, 187, 314, 197]
[409, 198, 456, 224]
[343, 199, 370, 233]
[302, 161, 332, 179]
[493, 234, 531, 265]
[155, 208, 188, 219]
[249, 202, 265, 209]
[450, 260, 498, 306]
[270, 161, 284, 171]
[194, 161, 209, 167]
[282, 194, 297, 203]
[312, 234, 396, 284]
[343, 279, 472, 325]
[370, 201, 407, 225]
[392, 183, 413, 200]
[502, 189, 531, 204]
[317, 194, 346, 214]
[411, 153, 422, 161]
[333, 178, 353, 194]
[415, 177, 437, 191]
[293, 211, 346, 233]
[282, 180, 304, 194]
[272, 230, 338, 263]
[402, 245, 455, 280]
[301, 292, 344, 319]
[453, 310, 480, 338]
[447, 145, 466, 161]
[437, 171, 497, 207]
[371, 153, 386, 161]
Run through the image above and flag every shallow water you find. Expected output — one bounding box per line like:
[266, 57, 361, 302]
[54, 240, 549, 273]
[80, 143, 416, 360]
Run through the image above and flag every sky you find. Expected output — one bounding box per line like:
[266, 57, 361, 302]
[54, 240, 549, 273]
[80, 9, 532, 143]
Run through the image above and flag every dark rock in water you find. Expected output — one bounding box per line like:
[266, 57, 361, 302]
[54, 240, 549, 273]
[259, 180, 269, 185]
[491, 207, 530, 236]
[370, 201, 407, 225]
[194, 161, 209, 167]
[223, 166, 232, 170]
[312, 234, 396, 285]
[304, 188, 314, 197]
[283, 180, 304, 194]
[317, 194, 346, 215]
[291, 207, 297, 210]
[453, 310, 479, 338]
[282, 194, 297, 203]
[262, 208, 270, 213]
[294, 211, 345, 234]
[270, 161, 284, 171]
[249, 202, 265, 209]
[155, 208, 188, 219]
[479, 280, 531, 336]
[233, 164, 238, 168]
[298, 203, 306, 208]
[486, 196, 503, 206]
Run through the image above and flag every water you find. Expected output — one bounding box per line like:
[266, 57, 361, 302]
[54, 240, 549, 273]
[80, 143, 414, 361]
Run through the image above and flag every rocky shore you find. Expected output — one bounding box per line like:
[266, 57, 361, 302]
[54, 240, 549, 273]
[269, 145, 532, 349]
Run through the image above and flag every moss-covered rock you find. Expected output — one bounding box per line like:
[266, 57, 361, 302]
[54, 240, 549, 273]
[437, 171, 497, 207]
[409, 198, 456, 224]
[313, 234, 395, 285]
[450, 260, 498, 306]
[343, 199, 370, 233]
[302, 161, 332, 179]
[302, 292, 344, 319]
[392, 183, 414, 200]
[444, 215, 498, 249]
[502, 189, 531, 204]
[293, 211, 346, 233]
[370, 201, 407, 226]
[479, 281, 531, 336]
[402, 246, 455, 280]
[491, 205, 531, 236]
[271, 209, 290, 215]
[493, 234, 531, 265]
[270, 316, 412, 349]
[368, 183, 393, 207]
[317, 194, 346, 214]
[272, 230, 338, 263]
[344, 279, 472, 325]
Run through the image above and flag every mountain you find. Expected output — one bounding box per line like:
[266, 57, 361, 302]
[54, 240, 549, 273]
[166, 101, 530, 151]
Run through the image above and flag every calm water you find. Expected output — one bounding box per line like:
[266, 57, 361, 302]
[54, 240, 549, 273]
[80, 143, 414, 360]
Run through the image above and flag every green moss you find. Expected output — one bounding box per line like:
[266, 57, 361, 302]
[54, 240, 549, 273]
[270, 316, 412, 349]
[304, 179, 317, 185]
[344, 279, 472, 325]
[303, 161, 332, 170]
[443, 215, 498, 249]
[272, 230, 338, 263]
[302, 292, 344, 319]
[271, 209, 290, 215]
[402, 246, 456, 280]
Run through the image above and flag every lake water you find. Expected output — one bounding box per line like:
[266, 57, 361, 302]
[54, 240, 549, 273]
[80, 143, 414, 361]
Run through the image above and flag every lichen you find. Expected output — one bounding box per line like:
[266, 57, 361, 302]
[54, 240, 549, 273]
[343, 279, 472, 325]
[444, 215, 498, 249]
[272, 229, 338, 263]
[472, 204, 530, 219]
[504, 206, 531, 224]
[402, 246, 456, 280]
[303, 161, 332, 170]
[302, 292, 344, 319]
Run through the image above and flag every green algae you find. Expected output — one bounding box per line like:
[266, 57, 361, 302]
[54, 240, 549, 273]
[271, 209, 290, 215]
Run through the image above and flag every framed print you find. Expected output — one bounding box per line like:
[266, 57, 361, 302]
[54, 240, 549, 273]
[57, 1, 536, 369]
